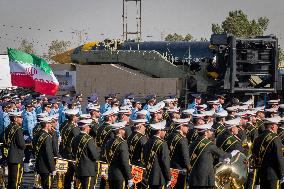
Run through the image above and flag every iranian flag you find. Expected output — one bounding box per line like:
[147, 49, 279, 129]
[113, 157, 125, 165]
[7, 48, 59, 95]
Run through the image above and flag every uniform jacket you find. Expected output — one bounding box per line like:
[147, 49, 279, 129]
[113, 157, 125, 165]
[127, 131, 147, 166]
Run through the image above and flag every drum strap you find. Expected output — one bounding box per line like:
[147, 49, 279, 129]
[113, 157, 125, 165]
[128, 132, 143, 161]
[106, 137, 123, 164]
[278, 129, 284, 142]
[145, 138, 163, 182]
[255, 132, 278, 167]
[168, 132, 183, 160]
[215, 123, 225, 137]
[220, 135, 238, 152]
[246, 123, 256, 135]
[74, 134, 92, 164]
[34, 131, 49, 159]
[4, 124, 19, 157]
[61, 123, 75, 148]
[189, 138, 212, 172]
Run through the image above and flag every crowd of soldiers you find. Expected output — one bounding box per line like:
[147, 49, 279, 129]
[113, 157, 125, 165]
[0, 90, 284, 189]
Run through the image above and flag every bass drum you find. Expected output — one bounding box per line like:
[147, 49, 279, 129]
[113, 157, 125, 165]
[215, 152, 248, 189]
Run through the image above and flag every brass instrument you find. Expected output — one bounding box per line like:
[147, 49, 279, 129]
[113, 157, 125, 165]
[215, 152, 248, 189]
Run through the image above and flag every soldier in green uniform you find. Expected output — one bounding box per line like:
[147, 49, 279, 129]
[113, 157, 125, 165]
[71, 119, 99, 189]
[60, 109, 80, 189]
[244, 111, 258, 143]
[277, 119, 284, 144]
[226, 106, 238, 120]
[188, 122, 233, 188]
[166, 118, 191, 189]
[33, 116, 56, 189]
[255, 107, 265, 134]
[166, 108, 181, 135]
[216, 118, 245, 153]
[187, 114, 205, 145]
[251, 117, 284, 189]
[212, 110, 228, 138]
[105, 121, 133, 189]
[97, 109, 116, 189]
[142, 120, 171, 189]
[4, 111, 25, 189]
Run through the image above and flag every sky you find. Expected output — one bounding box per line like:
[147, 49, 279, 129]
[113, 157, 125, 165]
[0, 0, 283, 55]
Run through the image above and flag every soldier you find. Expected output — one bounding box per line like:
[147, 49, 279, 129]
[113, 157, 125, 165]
[22, 102, 37, 172]
[71, 119, 99, 189]
[251, 117, 284, 189]
[244, 111, 258, 143]
[127, 119, 148, 166]
[277, 119, 284, 144]
[216, 118, 245, 153]
[4, 111, 25, 189]
[187, 94, 202, 110]
[255, 107, 265, 134]
[105, 121, 133, 189]
[99, 95, 112, 114]
[188, 122, 234, 188]
[60, 109, 80, 189]
[187, 114, 205, 145]
[142, 120, 171, 189]
[33, 117, 56, 189]
[88, 104, 100, 139]
[166, 118, 191, 189]
[130, 100, 142, 120]
[49, 114, 60, 157]
[226, 106, 238, 120]
[166, 108, 180, 134]
[212, 110, 228, 138]
[118, 108, 132, 138]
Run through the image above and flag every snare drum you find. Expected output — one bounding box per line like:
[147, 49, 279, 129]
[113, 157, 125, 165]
[55, 159, 68, 173]
[98, 162, 109, 180]
[34, 173, 41, 189]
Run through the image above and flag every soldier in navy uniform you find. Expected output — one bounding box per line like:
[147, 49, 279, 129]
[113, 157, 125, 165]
[105, 121, 133, 189]
[166, 118, 191, 189]
[212, 110, 228, 138]
[33, 116, 56, 189]
[4, 111, 25, 189]
[142, 120, 171, 189]
[251, 117, 284, 189]
[188, 122, 234, 188]
[60, 109, 80, 189]
[71, 119, 99, 189]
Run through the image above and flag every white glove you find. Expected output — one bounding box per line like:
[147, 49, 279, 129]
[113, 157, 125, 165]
[223, 158, 230, 164]
[166, 181, 171, 188]
[231, 150, 240, 157]
[127, 179, 133, 188]
[51, 170, 57, 176]
[280, 176, 284, 184]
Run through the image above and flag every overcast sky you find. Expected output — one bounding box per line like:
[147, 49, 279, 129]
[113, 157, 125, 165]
[0, 0, 283, 55]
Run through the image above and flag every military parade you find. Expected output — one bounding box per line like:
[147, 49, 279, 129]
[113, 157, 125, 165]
[0, 91, 282, 189]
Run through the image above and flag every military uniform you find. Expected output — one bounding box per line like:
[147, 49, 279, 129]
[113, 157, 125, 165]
[277, 127, 284, 144]
[142, 135, 171, 189]
[252, 130, 284, 189]
[189, 136, 230, 188]
[216, 131, 245, 153]
[127, 131, 147, 166]
[33, 130, 55, 189]
[245, 122, 258, 143]
[166, 131, 190, 189]
[60, 121, 80, 189]
[187, 128, 198, 145]
[4, 122, 25, 189]
[212, 122, 225, 138]
[105, 136, 132, 189]
[256, 118, 265, 135]
[71, 132, 99, 189]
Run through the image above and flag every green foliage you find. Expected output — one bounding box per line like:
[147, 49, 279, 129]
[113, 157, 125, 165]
[165, 33, 193, 41]
[48, 40, 71, 58]
[17, 39, 35, 54]
[279, 48, 284, 63]
[212, 10, 269, 37]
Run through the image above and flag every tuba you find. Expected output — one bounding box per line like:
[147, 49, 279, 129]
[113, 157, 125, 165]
[215, 152, 248, 189]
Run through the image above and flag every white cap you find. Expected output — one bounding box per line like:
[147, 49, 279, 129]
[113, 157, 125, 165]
[120, 105, 132, 111]
[268, 99, 280, 104]
[78, 119, 93, 127]
[149, 106, 161, 114]
[88, 104, 100, 111]
[65, 108, 80, 115]
[172, 118, 190, 125]
[225, 118, 241, 128]
[167, 108, 180, 113]
[8, 111, 23, 117]
[238, 105, 249, 111]
[203, 110, 215, 117]
[102, 109, 115, 116]
[48, 114, 59, 120]
[154, 101, 165, 110]
[111, 107, 120, 114]
[163, 99, 175, 103]
[226, 106, 239, 112]
[37, 112, 48, 118]
[80, 114, 91, 119]
[136, 110, 148, 116]
[196, 104, 207, 109]
[246, 110, 257, 116]
[39, 116, 53, 123]
[264, 116, 281, 124]
[207, 100, 220, 105]
[182, 109, 195, 115]
[235, 111, 247, 117]
[214, 110, 228, 118]
[265, 108, 278, 113]
[242, 99, 254, 105]
[110, 121, 127, 130]
[192, 113, 205, 118]
[150, 120, 167, 130]
[194, 122, 213, 132]
[132, 119, 147, 124]
[253, 106, 265, 112]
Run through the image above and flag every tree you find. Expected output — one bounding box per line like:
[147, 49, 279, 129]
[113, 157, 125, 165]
[212, 10, 269, 37]
[279, 48, 284, 64]
[17, 39, 35, 54]
[47, 40, 71, 59]
[164, 33, 194, 41]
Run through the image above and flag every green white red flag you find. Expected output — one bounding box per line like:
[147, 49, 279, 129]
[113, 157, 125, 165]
[7, 48, 59, 95]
